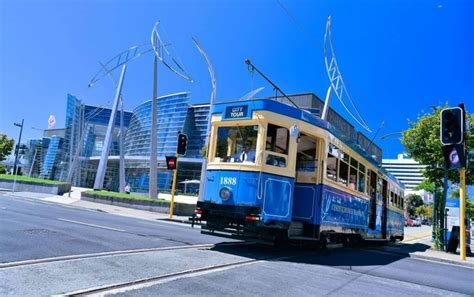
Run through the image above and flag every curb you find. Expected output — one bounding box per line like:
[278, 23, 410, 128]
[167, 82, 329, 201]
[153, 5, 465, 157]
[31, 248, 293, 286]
[409, 252, 474, 268]
[374, 247, 474, 268]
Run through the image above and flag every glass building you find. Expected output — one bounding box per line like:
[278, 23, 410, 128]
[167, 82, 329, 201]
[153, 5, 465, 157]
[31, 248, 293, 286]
[62, 94, 133, 188]
[40, 136, 64, 180]
[124, 92, 210, 193]
[56, 92, 209, 193]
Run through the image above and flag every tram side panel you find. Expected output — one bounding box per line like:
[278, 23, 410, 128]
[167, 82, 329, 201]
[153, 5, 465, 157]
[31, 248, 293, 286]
[292, 184, 320, 225]
[318, 185, 369, 237]
[200, 169, 295, 229]
[293, 184, 371, 238]
[387, 209, 404, 240]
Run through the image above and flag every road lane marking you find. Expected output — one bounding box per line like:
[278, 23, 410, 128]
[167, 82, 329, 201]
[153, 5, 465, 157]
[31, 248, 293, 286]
[57, 218, 126, 232]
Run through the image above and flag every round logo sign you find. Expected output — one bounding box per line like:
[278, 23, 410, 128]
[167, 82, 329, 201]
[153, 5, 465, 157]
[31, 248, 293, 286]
[449, 148, 459, 165]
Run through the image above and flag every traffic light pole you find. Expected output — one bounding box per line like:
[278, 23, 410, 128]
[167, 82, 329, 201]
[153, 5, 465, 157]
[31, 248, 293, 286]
[460, 167, 466, 260]
[169, 157, 178, 218]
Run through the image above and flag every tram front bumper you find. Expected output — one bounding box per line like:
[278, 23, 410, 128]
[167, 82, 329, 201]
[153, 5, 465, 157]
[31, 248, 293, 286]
[196, 201, 261, 224]
[196, 201, 289, 234]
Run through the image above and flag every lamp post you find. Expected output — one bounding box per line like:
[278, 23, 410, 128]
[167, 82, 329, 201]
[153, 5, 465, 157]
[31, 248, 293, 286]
[192, 37, 216, 202]
[12, 119, 24, 192]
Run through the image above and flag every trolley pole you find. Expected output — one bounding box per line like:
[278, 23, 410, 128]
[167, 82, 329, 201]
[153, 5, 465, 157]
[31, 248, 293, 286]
[459, 167, 466, 260]
[169, 158, 178, 218]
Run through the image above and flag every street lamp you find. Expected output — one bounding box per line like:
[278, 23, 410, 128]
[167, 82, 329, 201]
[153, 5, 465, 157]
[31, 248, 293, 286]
[13, 120, 24, 176]
[12, 119, 24, 192]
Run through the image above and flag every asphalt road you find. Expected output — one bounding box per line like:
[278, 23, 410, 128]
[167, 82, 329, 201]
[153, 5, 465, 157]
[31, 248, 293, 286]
[1, 194, 473, 296]
[0, 194, 226, 263]
[121, 248, 474, 297]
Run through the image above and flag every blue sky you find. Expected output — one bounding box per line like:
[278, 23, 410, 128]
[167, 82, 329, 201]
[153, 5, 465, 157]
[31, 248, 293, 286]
[0, 0, 472, 158]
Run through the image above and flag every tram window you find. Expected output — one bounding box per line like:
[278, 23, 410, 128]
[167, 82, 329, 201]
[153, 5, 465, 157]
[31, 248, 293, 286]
[369, 170, 377, 198]
[214, 125, 258, 163]
[338, 159, 349, 186]
[266, 124, 289, 155]
[349, 166, 358, 190]
[358, 170, 365, 193]
[266, 154, 286, 167]
[350, 157, 358, 169]
[326, 144, 338, 181]
[390, 192, 394, 204]
[341, 151, 350, 164]
[296, 135, 317, 172]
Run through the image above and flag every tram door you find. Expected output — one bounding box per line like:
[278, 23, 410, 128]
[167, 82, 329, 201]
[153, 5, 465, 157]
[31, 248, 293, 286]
[292, 135, 318, 223]
[381, 179, 388, 238]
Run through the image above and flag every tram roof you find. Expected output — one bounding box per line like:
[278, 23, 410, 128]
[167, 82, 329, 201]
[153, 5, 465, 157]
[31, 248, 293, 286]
[212, 98, 404, 188]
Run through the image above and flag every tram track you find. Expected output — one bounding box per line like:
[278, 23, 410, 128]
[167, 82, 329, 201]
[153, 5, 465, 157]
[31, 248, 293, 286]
[0, 241, 249, 270]
[63, 249, 313, 296]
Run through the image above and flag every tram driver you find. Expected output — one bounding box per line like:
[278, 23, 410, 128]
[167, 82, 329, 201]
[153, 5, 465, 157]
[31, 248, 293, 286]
[234, 142, 256, 163]
[231, 142, 255, 163]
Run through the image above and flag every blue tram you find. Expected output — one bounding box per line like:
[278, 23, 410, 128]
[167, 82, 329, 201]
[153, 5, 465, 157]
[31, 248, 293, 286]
[196, 99, 405, 243]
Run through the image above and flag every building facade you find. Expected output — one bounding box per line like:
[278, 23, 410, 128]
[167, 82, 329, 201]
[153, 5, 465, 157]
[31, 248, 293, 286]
[123, 92, 209, 193]
[382, 153, 432, 203]
[51, 93, 209, 193]
[62, 94, 133, 189]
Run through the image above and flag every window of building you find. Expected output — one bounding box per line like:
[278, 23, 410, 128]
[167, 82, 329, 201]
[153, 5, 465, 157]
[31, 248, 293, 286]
[214, 125, 258, 163]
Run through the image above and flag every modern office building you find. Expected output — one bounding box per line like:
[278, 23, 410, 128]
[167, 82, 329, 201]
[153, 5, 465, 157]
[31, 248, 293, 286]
[62, 94, 133, 189]
[54, 92, 209, 193]
[382, 153, 433, 203]
[21, 129, 66, 179]
[123, 92, 209, 193]
[382, 153, 426, 191]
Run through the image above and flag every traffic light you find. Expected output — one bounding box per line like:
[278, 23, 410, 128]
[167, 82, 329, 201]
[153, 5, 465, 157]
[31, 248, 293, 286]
[440, 107, 464, 145]
[166, 156, 177, 170]
[177, 133, 188, 155]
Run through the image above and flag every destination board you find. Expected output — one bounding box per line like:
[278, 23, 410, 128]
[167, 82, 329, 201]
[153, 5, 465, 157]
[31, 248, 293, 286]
[224, 105, 249, 120]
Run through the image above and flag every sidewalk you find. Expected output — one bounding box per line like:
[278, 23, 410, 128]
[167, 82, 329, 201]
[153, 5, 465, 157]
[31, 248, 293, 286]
[2, 188, 193, 225]
[380, 229, 474, 268]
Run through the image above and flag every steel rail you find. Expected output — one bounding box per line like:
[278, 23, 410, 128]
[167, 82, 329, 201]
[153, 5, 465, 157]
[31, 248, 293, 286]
[65, 248, 314, 296]
[0, 242, 248, 270]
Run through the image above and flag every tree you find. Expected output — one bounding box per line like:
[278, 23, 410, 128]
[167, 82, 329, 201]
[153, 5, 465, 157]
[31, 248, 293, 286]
[416, 179, 436, 193]
[0, 134, 14, 162]
[415, 204, 433, 219]
[407, 194, 424, 216]
[401, 107, 474, 250]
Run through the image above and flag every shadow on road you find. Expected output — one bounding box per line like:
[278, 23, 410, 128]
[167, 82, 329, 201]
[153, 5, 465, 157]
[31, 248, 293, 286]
[208, 240, 431, 268]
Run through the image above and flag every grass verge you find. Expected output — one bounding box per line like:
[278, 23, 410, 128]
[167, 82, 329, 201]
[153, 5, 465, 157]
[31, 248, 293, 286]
[0, 174, 66, 185]
[84, 190, 169, 203]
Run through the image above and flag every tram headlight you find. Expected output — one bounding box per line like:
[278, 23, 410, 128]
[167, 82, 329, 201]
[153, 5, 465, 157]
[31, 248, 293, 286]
[219, 187, 232, 201]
